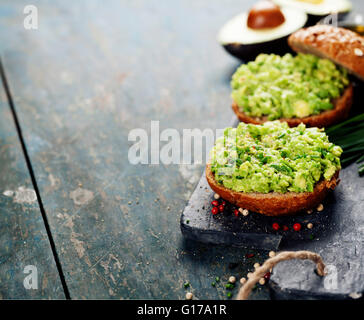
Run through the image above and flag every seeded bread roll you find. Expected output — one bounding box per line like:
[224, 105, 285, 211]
[232, 83, 353, 127]
[288, 25, 364, 81]
[206, 164, 339, 216]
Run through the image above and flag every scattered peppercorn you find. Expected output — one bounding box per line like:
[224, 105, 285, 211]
[211, 282, 216, 287]
[228, 276, 236, 284]
[245, 253, 255, 259]
[272, 223, 280, 231]
[185, 292, 193, 300]
[234, 209, 239, 217]
[211, 207, 219, 215]
[214, 193, 220, 200]
[227, 292, 232, 299]
[282, 225, 289, 231]
[215, 276, 220, 282]
[259, 278, 265, 285]
[186, 219, 190, 224]
[317, 203, 324, 211]
[184, 282, 190, 288]
[242, 209, 249, 216]
[218, 204, 225, 213]
[293, 223, 302, 231]
[307, 209, 313, 214]
[211, 200, 219, 207]
[264, 272, 271, 280]
[307, 223, 313, 229]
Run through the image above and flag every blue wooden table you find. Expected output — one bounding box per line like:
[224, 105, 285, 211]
[0, 0, 361, 300]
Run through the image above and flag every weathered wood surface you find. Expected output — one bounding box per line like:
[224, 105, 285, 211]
[0, 0, 271, 299]
[0, 79, 65, 299]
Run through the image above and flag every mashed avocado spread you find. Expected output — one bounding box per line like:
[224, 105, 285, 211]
[209, 121, 342, 193]
[231, 53, 349, 120]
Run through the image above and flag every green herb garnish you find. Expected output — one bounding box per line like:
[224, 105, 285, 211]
[225, 283, 235, 290]
[326, 113, 364, 176]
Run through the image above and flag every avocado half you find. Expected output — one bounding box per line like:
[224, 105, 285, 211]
[272, 0, 352, 25]
[217, 7, 307, 61]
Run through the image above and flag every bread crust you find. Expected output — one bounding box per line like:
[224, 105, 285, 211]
[232, 84, 353, 128]
[206, 164, 339, 216]
[288, 25, 364, 81]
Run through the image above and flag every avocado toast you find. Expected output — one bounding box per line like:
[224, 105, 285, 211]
[231, 53, 353, 127]
[206, 121, 342, 216]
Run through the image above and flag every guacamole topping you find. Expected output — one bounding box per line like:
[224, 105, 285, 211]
[209, 121, 342, 193]
[231, 53, 349, 120]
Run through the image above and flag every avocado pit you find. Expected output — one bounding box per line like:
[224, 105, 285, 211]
[247, 0, 285, 30]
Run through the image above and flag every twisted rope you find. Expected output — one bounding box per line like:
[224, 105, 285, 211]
[236, 250, 326, 300]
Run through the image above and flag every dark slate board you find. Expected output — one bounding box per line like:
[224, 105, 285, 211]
[181, 148, 364, 299]
[181, 158, 364, 299]
[269, 162, 364, 300]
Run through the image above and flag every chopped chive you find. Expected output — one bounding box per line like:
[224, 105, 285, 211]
[359, 164, 364, 176]
[225, 283, 235, 290]
[326, 113, 364, 134]
[356, 154, 364, 164]
[327, 113, 364, 176]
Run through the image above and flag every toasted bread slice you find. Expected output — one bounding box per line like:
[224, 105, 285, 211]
[206, 164, 339, 216]
[288, 25, 364, 81]
[232, 83, 353, 128]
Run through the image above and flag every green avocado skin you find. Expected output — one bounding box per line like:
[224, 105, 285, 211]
[231, 53, 349, 120]
[210, 121, 342, 194]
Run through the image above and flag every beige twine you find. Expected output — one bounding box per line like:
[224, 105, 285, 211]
[236, 250, 326, 300]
